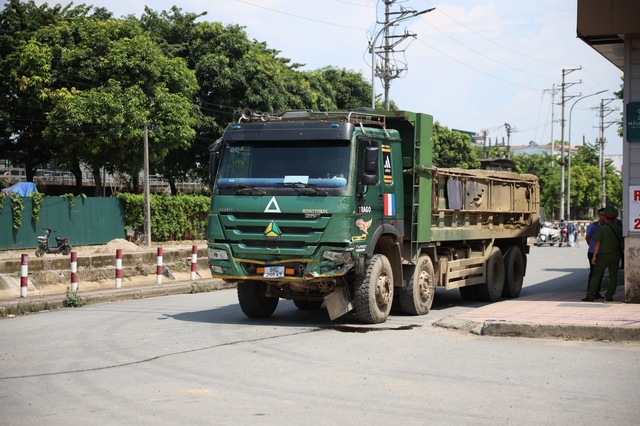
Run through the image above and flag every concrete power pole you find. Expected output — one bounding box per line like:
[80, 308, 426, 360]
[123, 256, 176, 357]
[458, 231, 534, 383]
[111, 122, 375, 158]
[370, 1, 433, 110]
[597, 98, 618, 208]
[559, 67, 581, 220]
[504, 123, 515, 159]
[544, 85, 560, 163]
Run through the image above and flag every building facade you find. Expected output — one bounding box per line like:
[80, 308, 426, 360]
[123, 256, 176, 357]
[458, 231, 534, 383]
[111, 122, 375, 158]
[577, 0, 640, 301]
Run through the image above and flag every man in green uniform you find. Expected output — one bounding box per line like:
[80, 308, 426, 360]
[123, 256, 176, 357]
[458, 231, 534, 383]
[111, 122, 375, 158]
[583, 206, 623, 302]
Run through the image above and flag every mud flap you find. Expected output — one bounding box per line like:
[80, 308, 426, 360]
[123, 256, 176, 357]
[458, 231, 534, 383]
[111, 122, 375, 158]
[324, 285, 353, 320]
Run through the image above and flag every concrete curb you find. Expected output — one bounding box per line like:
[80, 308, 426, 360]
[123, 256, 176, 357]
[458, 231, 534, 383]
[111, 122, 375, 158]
[0, 279, 236, 313]
[433, 316, 640, 342]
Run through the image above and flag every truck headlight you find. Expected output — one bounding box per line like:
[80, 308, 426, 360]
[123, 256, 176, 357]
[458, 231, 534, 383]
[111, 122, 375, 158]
[322, 251, 352, 264]
[208, 248, 229, 260]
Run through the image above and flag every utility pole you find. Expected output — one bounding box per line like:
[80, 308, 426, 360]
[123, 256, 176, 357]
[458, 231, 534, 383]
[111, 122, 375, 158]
[559, 67, 581, 220]
[143, 123, 151, 247]
[544, 85, 560, 162]
[369, 1, 433, 110]
[566, 89, 606, 221]
[481, 129, 488, 158]
[504, 123, 515, 159]
[596, 98, 618, 208]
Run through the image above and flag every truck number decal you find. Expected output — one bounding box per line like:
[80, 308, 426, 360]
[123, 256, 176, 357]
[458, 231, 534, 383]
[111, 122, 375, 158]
[634, 218, 640, 230]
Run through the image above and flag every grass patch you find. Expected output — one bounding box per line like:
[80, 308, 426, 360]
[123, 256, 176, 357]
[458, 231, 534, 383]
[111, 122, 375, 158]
[0, 301, 58, 318]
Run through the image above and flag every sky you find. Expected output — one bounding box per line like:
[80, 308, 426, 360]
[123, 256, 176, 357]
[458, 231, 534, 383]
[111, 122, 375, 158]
[26, 0, 624, 155]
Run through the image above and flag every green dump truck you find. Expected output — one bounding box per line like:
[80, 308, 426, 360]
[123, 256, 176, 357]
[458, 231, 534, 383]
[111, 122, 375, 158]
[207, 109, 540, 324]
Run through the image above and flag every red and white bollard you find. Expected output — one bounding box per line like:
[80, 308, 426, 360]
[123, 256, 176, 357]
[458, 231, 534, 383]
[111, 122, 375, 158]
[156, 247, 163, 284]
[20, 254, 28, 298]
[70, 251, 78, 293]
[115, 248, 122, 288]
[190, 245, 198, 280]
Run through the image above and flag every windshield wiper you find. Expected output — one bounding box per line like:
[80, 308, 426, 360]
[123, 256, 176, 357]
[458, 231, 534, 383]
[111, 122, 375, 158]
[284, 182, 329, 196]
[228, 184, 267, 195]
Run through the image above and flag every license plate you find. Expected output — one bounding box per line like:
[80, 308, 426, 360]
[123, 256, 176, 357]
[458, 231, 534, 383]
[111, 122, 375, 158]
[263, 266, 284, 278]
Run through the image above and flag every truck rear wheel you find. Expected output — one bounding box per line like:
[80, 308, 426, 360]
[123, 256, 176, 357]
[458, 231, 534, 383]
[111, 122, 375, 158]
[400, 255, 435, 315]
[502, 246, 524, 298]
[354, 254, 394, 324]
[476, 247, 505, 302]
[237, 280, 279, 318]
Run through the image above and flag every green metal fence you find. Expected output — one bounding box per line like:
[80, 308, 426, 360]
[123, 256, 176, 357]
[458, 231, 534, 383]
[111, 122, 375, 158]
[0, 197, 125, 250]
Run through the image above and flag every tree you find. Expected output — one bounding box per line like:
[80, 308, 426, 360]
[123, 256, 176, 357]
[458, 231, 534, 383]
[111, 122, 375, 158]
[19, 17, 198, 195]
[0, 0, 97, 181]
[513, 153, 558, 219]
[432, 122, 480, 168]
[137, 7, 374, 194]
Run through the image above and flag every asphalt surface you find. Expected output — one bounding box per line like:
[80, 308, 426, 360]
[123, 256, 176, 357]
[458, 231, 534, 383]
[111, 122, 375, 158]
[1, 243, 639, 342]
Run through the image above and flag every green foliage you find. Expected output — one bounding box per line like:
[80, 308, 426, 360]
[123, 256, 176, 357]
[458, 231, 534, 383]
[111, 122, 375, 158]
[60, 193, 84, 212]
[31, 191, 45, 222]
[116, 193, 210, 241]
[9, 192, 24, 229]
[64, 286, 85, 307]
[513, 144, 623, 220]
[432, 122, 480, 168]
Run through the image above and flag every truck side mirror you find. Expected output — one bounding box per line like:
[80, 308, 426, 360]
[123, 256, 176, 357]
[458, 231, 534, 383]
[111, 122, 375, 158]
[209, 151, 220, 189]
[360, 146, 379, 186]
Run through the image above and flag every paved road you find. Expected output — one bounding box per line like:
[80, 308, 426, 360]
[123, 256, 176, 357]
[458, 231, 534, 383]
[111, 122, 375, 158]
[1, 244, 638, 425]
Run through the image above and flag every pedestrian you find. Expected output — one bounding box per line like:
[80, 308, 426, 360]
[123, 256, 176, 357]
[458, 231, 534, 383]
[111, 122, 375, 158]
[567, 221, 578, 247]
[583, 206, 623, 302]
[585, 208, 605, 299]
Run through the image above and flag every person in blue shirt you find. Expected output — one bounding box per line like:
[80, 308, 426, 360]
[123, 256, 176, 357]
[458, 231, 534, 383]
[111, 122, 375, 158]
[584, 208, 604, 298]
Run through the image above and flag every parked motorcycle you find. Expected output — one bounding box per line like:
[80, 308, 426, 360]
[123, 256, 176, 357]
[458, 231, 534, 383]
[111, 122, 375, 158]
[35, 228, 72, 257]
[535, 222, 560, 247]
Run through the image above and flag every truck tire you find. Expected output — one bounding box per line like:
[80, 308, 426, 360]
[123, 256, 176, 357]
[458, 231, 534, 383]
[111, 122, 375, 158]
[293, 300, 323, 310]
[399, 255, 435, 315]
[502, 246, 525, 298]
[354, 254, 394, 324]
[476, 247, 505, 302]
[237, 280, 279, 318]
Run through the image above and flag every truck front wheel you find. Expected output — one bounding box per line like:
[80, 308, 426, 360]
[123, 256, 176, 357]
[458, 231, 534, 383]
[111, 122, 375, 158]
[476, 247, 505, 302]
[400, 255, 435, 315]
[354, 254, 394, 324]
[237, 280, 279, 318]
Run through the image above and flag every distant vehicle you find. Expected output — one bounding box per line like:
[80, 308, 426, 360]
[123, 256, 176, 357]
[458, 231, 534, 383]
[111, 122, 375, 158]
[536, 222, 561, 246]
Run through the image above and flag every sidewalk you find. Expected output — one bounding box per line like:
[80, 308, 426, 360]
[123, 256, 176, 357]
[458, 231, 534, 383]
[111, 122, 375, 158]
[434, 290, 640, 342]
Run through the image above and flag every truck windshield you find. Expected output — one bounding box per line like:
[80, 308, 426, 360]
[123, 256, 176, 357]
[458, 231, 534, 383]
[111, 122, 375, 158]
[216, 141, 350, 194]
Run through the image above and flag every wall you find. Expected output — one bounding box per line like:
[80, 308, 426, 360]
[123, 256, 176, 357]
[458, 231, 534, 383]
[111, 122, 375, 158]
[624, 37, 640, 302]
[0, 197, 125, 250]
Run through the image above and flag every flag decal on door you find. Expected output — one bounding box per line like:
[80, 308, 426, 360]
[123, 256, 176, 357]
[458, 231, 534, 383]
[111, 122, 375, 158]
[383, 193, 395, 216]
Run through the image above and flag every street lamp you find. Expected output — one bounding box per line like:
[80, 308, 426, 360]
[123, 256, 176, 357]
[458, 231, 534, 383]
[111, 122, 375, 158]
[369, 7, 434, 109]
[566, 89, 607, 220]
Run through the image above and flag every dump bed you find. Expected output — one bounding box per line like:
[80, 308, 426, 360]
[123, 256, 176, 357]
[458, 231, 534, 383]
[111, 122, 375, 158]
[382, 111, 540, 244]
[425, 167, 540, 241]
